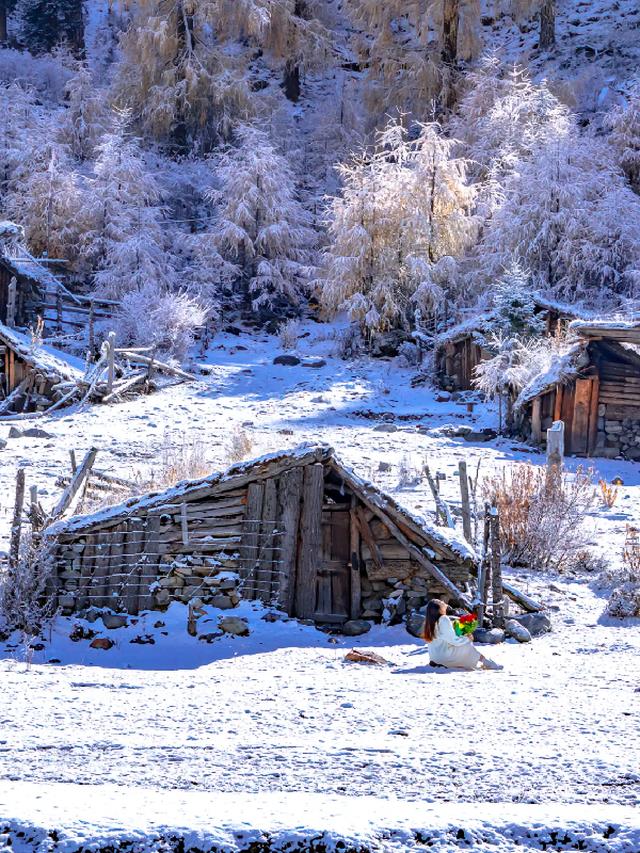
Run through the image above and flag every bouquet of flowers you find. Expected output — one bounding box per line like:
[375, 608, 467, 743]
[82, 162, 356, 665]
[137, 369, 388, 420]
[452, 612, 478, 637]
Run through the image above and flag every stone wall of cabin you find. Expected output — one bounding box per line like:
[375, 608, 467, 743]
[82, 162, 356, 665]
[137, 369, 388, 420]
[595, 404, 640, 460]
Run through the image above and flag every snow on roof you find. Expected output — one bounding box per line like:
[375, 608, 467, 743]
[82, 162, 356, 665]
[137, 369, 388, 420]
[0, 322, 86, 383]
[515, 340, 586, 409]
[569, 318, 640, 343]
[46, 443, 475, 564]
[0, 245, 63, 292]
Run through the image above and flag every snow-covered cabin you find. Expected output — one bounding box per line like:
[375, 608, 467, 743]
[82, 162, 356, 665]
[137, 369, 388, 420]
[0, 322, 85, 414]
[434, 298, 589, 392]
[516, 320, 640, 459]
[46, 445, 475, 625]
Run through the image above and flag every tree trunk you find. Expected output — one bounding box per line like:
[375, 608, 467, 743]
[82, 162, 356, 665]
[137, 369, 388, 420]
[442, 0, 459, 64]
[539, 0, 555, 49]
[0, 2, 7, 43]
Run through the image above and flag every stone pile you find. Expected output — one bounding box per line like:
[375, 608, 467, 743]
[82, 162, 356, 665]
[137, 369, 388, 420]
[596, 411, 640, 460]
[154, 555, 242, 610]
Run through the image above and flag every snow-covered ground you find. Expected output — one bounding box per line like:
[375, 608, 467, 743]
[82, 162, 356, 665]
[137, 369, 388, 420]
[1, 325, 639, 849]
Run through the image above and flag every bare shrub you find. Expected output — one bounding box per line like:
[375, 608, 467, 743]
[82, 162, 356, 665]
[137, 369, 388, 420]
[278, 319, 301, 351]
[130, 433, 212, 496]
[598, 479, 619, 509]
[482, 463, 596, 573]
[225, 426, 254, 464]
[0, 532, 56, 659]
[605, 526, 640, 618]
[397, 454, 419, 488]
[333, 324, 363, 360]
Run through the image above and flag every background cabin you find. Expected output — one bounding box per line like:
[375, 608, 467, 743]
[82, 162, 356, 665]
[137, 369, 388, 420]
[0, 254, 47, 328]
[516, 322, 640, 459]
[46, 445, 475, 624]
[434, 299, 585, 392]
[0, 322, 85, 414]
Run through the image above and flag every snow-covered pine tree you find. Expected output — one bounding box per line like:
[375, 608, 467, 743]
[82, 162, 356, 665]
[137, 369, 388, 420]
[0, 82, 48, 206]
[606, 89, 640, 194]
[488, 262, 545, 337]
[58, 63, 110, 162]
[213, 123, 315, 313]
[14, 0, 84, 55]
[479, 134, 640, 306]
[88, 114, 176, 299]
[321, 120, 477, 336]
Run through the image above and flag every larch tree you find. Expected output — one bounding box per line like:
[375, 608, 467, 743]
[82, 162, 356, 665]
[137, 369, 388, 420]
[321, 120, 477, 336]
[213, 123, 315, 312]
[0, 82, 48, 206]
[58, 63, 110, 162]
[479, 134, 640, 307]
[113, 0, 332, 150]
[88, 114, 176, 299]
[487, 262, 545, 337]
[606, 89, 640, 194]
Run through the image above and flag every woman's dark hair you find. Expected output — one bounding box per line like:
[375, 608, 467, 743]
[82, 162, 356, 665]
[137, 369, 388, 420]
[422, 598, 447, 641]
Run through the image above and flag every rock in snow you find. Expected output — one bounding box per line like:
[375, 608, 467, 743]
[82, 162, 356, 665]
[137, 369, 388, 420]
[505, 619, 532, 643]
[218, 616, 250, 636]
[510, 612, 552, 637]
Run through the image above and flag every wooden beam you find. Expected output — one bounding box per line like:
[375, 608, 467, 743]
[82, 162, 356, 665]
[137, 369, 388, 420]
[240, 482, 264, 598]
[276, 467, 303, 614]
[50, 447, 98, 521]
[502, 580, 545, 613]
[349, 495, 361, 620]
[354, 507, 384, 576]
[295, 463, 324, 619]
[458, 461, 472, 544]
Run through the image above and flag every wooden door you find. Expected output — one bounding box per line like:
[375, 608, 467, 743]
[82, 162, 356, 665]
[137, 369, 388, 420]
[570, 378, 598, 456]
[315, 507, 351, 623]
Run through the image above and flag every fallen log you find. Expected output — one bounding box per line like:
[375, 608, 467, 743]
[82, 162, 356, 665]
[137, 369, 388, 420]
[101, 371, 147, 404]
[50, 447, 98, 522]
[119, 350, 196, 381]
[502, 580, 545, 613]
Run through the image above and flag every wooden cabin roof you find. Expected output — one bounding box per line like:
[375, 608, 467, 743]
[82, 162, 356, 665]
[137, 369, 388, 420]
[45, 443, 476, 564]
[516, 336, 640, 409]
[0, 322, 85, 384]
[569, 318, 640, 346]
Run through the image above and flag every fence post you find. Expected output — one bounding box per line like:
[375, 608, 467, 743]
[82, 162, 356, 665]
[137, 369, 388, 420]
[6, 276, 16, 327]
[547, 420, 564, 469]
[88, 302, 95, 353]
[458, 460, 472, 543]
[106, 331, 116, 394]
[56, 287, 63, 332]
[489, 506, 504, 628]
[9, 467, 26, 571]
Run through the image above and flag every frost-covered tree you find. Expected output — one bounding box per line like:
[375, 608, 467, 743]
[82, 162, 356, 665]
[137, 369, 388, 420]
[345, 0, 481, 119]
[606, 89, 640, 194]
[321, 120, 477, 335]
[213, 123, 315, 312]
[450, 63, 571, 181]
[488, 262, 545, 337]
[0, 83, 48, 205]
[479, 135, 640, 306]
[113, 0, 332, 149]
[88, 115, 176, 298]
[58, 63, 110, 162]
[5, 143, 89, 269]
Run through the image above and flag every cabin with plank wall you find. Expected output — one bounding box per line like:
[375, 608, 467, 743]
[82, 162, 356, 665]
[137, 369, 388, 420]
[46, 445, 475, 626]
[517, 323, 640, 459]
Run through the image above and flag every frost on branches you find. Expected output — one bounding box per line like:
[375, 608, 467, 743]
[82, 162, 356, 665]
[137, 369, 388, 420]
[213, 123, 315, 313]
[321, 120, 477, 337]
[606, 87, 640, 194]
[605, 527, 640, 619]
[89, 114, 176, 300]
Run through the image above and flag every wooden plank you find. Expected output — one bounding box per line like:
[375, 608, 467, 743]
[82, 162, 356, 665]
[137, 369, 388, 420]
[9, 467, 25, 570]
[139, 514, 162, 611]
[240, 481, 264, 598]
[588, 375, 600, 456]
[531, 397, 542, 444]
[571, 378, 593, 456]
[354, 507, 384, 575]
[553, 385, 563, 423]
[295, 463, 324, 619]
[104, 528, 125, 610]
[122, 517, 146, 615]
[256, 477, 277, 605]
[91, 531, 112, 608]
[76, 533, 97, 610]
[458, 461, 472, 543]
[50, 448, 98, 521]
[276, 467, 303, 614]
[349, 495, 361, 620]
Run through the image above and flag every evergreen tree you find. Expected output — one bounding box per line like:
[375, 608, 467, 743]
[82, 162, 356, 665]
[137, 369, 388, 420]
[489, 263, 545, 337]
[15, 0, 84, 55]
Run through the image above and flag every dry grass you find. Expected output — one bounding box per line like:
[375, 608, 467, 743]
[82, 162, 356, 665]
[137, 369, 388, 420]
[225, 425, 254, 464]
[482, 462, 596, 573]
[278, 319, 301, 351]
[598, 479, 619, 509]
[606, 526, 640, 618]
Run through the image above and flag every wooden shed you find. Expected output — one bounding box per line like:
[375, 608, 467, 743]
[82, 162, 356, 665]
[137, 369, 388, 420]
[46, 444, 475, 624]
[0, 322, 85, 415]
[434, 298, 586, 392]
[516, 321, 640, 459]
[0, 224, 52, 327]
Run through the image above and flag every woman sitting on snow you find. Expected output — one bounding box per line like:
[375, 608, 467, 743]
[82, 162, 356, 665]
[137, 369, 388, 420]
[422, 599, 502, 671]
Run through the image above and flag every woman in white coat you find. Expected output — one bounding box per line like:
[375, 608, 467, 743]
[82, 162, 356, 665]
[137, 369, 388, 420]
[423, 599, 502, 670]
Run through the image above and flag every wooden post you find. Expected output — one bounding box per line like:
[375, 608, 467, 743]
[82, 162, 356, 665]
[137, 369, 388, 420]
[106, 331, 116, 395]
[50, 447, 98, 521]
[489, 506, 504, 628]
[9, 467, 26, 570]
[88, 302, 95, 353]
[56, 287, 63, 332]
[276, 467, 304, 614]
[475, 505, 491, 626]
[458, 461, 472, 544]
[6, 276, 16, 327]
[547, 420, 564, 469]
[180, 502, 189, 546]
[531, 397, 542, 444]
[69, 449, 77, 474]
[349, 494, 361, 620]
[240, 482, 264, 597]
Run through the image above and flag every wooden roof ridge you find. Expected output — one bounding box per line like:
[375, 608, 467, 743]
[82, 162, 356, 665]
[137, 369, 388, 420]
[45, 443, 335, 538]
[570, 318, 640, 345]
[45, 443, 476, 566]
